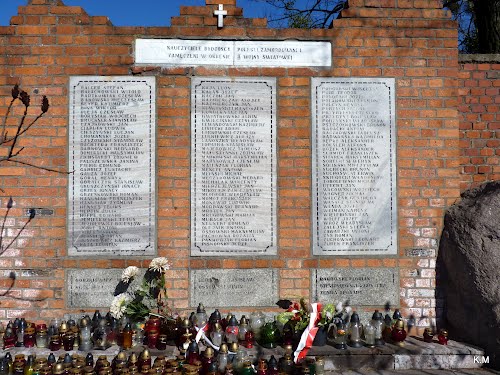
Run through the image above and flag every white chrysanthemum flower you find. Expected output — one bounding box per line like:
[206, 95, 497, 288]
[148, 257, 170, 273]
[110, 293, 131, 319]
[326, 310, 333, 320]
[335, 301, 344, 312]
[121, 266, 139, 283]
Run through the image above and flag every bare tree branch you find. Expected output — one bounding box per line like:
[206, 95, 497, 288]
[1, 85, 69, 175]
[0, 86, 62, 308]
[0, 211, 35, 258]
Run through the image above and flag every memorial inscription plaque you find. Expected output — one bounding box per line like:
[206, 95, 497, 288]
[312, 268, 399, 306]
[312, 78, 397, 255]
[67, 269, 121, 308]
[191, 78, 277, 256]
[67, 268, 145, 308]
[190, 269, 278, 308]
[68, 77, 156, 256]
[135, 39, 332, 67]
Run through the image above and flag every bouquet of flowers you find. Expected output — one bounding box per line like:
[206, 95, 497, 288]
[276, 298, 311, 334]
[276, 298, 351, 333]
[109, 257, 172, 322]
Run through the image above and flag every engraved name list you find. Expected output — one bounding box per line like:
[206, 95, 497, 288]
[312, 78, 397, 256]
[68, 77, 156, 256]
[191, 78, 277, 256]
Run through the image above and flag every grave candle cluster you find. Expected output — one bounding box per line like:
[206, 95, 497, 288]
[0, 306, 449, 375]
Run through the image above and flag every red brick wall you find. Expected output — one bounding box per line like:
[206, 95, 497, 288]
[0, 0, 459, 331]
[458, 55, 500, 191]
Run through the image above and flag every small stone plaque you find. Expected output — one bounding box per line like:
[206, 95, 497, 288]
[25, 208, 53, 216]
[135, 39, 332, 67]
[405, 248, 435, 257]
[67, 269, 121, 308]
[312, 78, 397, 255]
[191, 77, 277, 256]
[68, 77, 156, 257]
[312, 268, 399, 307]
[190, 269, 278, 308]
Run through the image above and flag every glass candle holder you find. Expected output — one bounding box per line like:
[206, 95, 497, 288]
[155, 334, 168, 351]
[3, 334, 16, 349]
[23, 327, 36, 348]
[121, 323, 132, 350]
[36, 329, 48, 348]
[147, 330, 159, 349]
[62, 333, 75, 351]
[364, 323, 376, 347]
[332, 320, 347, 350]
[423, 328, 434, 343]
[348, 312, 363, 348]
[49, 335, 62, 351]
[371, 310, 385, 346]
[244, 330, 255, 349]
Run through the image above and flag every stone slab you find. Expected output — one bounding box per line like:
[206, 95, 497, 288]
[312, 78, 397, 256]
[312, 268, 399, 307]
[234, 41, 332, 67]
[67, 268, 147, 309]
[67, 268, 121, 308]
[135, 39, 331, 67]
[191, 77, 277, 256]
[68, 76, 156, 257]
[190, 269, 278, 308]
[405, 248, 436, 257]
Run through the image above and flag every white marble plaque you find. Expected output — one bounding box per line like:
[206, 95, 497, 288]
[312, 78, 397, 255]
[234, 41, 331, 67]
[67, 268, 145, 308]
[135, 39, 233, 66]
[135, 39, 331, 67]
[312, 268, 399, 306]
[191, 77, 277, 256]
[68, 77, 156, 256]
[190, 269, 278, 307]
[67, 269, 121, 308]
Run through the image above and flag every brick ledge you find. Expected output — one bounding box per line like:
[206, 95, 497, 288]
[459, 54, 500, 63]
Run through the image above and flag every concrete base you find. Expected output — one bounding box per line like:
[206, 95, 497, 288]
[252, 336, 487, 371]
[305, 337, 487, 371]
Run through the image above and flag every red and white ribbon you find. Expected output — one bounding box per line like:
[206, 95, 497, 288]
[195, 323, 209, 343]
[293, 302, 322, 363]
[194, 324, 233, 353]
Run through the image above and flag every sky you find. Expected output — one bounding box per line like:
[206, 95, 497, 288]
[0, 0, 277, 26]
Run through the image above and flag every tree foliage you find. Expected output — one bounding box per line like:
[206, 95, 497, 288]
[251, 0, 346, 28]
[445, 0, 500, 53]
[254, 0, 500, 53]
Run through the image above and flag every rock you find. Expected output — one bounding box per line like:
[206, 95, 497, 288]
[438, 181, 500, 369]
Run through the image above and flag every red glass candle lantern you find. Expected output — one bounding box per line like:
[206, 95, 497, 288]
[244, 330, 254, 349]
[147, 330, 159, 349]
[23, 327, 36, 348]
[391, 319, 407, 346]
[49, 335, 62, 351]
[437, 329, 448, 345]
[423, 328, 434, 343]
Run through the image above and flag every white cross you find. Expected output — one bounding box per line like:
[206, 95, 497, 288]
[214, 4, 227, 28]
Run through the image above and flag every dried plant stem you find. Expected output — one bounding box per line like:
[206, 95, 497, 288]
[0, 98, 16, 142]
[0, 204, 10, 252]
